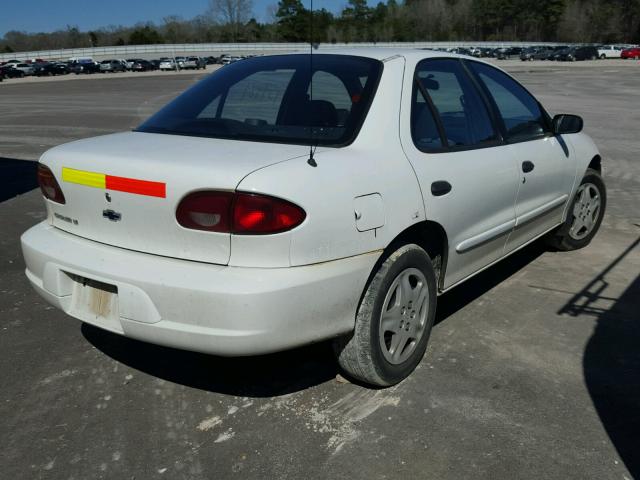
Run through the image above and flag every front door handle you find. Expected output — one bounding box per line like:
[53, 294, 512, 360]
[431, 181, 452, 197]
[522, 161, 535, 173]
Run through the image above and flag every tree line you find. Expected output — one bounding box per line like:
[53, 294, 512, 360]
[2, 0, 639, 54]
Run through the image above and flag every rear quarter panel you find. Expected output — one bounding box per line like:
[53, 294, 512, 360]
[234, 56, 427, 267]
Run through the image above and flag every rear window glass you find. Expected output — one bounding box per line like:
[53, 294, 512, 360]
[137, 54, 382, 147]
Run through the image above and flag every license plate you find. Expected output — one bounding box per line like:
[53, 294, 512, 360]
[67, 273, 121, 332]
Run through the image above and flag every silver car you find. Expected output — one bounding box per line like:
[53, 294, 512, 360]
[12, 63, 35, 76]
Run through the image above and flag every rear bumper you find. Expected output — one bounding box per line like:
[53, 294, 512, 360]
[22, 222, 379, 356]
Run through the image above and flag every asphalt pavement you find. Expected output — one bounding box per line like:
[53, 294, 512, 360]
[1, 60, 639, 480]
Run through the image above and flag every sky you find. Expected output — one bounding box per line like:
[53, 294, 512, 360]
[0, 0, 346, 37]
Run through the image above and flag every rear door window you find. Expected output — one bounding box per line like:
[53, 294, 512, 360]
[413, 58, 498, 150]
[468, 61, 547, 143]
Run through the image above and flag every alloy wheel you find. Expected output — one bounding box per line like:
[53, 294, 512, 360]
[569, 183, 601, 240]
[378, 268, 429, 365]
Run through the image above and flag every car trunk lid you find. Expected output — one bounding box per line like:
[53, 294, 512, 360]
[41, 131, 308, 265]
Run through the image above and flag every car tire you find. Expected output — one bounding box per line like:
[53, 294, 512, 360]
[546, 168, 606, 251]
[600, 54, 606, 59]
[333, 243, 437, 387]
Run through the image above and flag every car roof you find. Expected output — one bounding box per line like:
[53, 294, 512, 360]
[284, 47, 485, 63]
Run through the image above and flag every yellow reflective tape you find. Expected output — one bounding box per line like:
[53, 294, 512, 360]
[62, 167, 106, 189]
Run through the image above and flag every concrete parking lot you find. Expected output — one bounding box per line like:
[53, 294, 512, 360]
[1, 61, 639, 479]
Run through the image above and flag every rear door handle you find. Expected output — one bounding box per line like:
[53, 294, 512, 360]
[431, 181, 452, 196]
[522, 161, 535, 173]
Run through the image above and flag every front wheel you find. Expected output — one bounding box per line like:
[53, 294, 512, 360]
[333, 244, 437, 386]
[546, 168, 606, 251]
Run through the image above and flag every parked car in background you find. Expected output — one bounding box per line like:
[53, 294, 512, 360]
[621, 47, 640, 59]
[0, 64, 26, 78]
[597, 45, 623, 59]
[175, 56, 187, 69]
[23, 51, 605, 387]
[71, 59, 100, 74]
[125, 59, 137, 70]
[538, 46, 566, 60]
[32, 62, 55, 76]
[519, 47, 540, 61]
[549, 47, 571, 61]
[496, 47, 523, 59]
[99, 60, 127, 73]
[11, 63, 35, 76]
[560, 46, 599, 61]
[482, 48, 496, 57]
[131, 59, 155, 72]
[181, 56, 206, 70]
[159, 58, 177, 71]
[52, 62, 71, 75]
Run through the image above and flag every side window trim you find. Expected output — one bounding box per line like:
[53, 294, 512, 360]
[413, 71, 448, 151]
[458, 59, 506, 144]
[461, 59, 509, 140]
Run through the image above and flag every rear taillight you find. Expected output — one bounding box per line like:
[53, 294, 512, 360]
[233, 193, 306, 234]
[176, 191, 233, 232]
[37, 164, 65, 204]
[176, 191, 306, 235]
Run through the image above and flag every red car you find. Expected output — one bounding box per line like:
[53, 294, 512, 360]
[621, 47, 640, 59]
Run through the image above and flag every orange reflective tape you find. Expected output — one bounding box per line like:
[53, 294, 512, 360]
[105, 175, 166, 198]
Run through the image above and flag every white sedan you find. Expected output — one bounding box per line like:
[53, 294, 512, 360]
[597, 45, 623, 59]
[22, 49, 606, 386]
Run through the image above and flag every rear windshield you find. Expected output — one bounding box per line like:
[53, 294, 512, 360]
[136, 54, 383, 147]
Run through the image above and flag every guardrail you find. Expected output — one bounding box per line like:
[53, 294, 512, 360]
[0, 41, 560, 62]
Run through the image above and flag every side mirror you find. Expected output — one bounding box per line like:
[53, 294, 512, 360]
[552, 114, 583, 135]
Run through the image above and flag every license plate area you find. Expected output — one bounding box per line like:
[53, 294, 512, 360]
[65, 272, 123, 334]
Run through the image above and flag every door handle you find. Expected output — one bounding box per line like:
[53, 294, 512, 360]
[431, 181, 452, 196]
[522, 161, 535, 173]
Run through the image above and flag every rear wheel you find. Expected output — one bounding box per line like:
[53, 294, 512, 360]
[546, 168, 606, 251]
[333, 244, 437, 387]
[600, 54, 606, 59]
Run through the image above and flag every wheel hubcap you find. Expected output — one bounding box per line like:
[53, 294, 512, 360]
[379, 268, 429, 365]
[569, 182, 601, 240]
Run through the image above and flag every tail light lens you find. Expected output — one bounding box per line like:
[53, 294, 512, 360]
[176, 191, 306, 235]
[37, 164, 66, 204]
[233, 193, 306, 234]
[176, 191, 233, 232]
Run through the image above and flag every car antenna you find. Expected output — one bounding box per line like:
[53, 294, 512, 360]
[307, 0, 318, 167]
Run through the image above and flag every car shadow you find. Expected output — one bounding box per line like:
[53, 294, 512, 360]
[0, 158, 38, 203]
[82, 323, 340, 397]
[559, 235, 640, 478]
[83, 241, 547, 396]
[436, 241, 546, 325]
